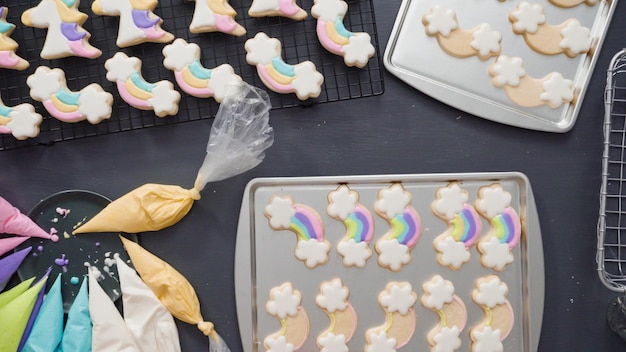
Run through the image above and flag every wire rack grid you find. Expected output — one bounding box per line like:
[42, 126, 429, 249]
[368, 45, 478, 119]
[0, 0, 384, 150]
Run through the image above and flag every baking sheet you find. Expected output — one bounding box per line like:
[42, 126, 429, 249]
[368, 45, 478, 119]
[383, 0, 617, 132]
[235, 172, 544, 352]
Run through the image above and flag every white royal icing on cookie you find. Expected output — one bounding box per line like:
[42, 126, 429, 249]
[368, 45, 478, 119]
[380, 283, 416, 315]
[470, 24, 501, 58]
[245, 32, 281, 65]
[490, 56, 526, 88]
[343, 33, 375, 68]
[436, 236, 471, 269]
[475, 277, 508, 308]
[540, 73, 573, 108]
[265, 196, 296, 229]
[328, 185, 358, 220]
[434, 184, 468, 220]
[478, 237, 514, 271]
[105, 53, 141, 82]
[377, 239, 410, 271]
[4, 104, 42, 140]
[77, 85, 114, 124]
[366, 331, 397, 352]
[318, 332, 348, 352]
[311, 0, 348, 22]
[208, 64, 242, 102]
[291, 62, 324, 99]
[433, 326, 462, 352]
[424, 6, 458, 37]
[265, 335, 295, 352]
[510, 2, 545, 33]
[375, 184, 411, 219]
[26, 66, 62, 101]
[148, 81, 180, 117]
[559, 20, 591, 54]
[337, 238, 371, 267]
[476, 186, 511, 219]
[471, 326, 503, 352]
[295, 239, 331, 267]
[316, 278, 348, 313]
[162, 38, 198, 71]
[423, 275, 454, 310]
[266, 284, 301, 319]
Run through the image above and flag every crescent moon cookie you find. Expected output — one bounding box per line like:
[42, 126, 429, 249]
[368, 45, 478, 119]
[190, 0, 246, 36]
[365, 281, 418, 351]
[489, 56, 575, 109]
[373, 183, 421, 272]
[549, 0, 598, 8]
[265, 282, 310, 351]
[327, 185, 374, 268]
[474, 184, 522, 271]
[422, 6, 501, 61]
[27, 66, 113, 125]
[0, 96, 42, 140]
[311, 0, 375, 68]
[509, 2, 592, 58]
[91, 0, 174, 47]
[162, 39, 243, 103]
[21, 0, 101, 60]
[431, 183, 482, 270]
[421, 275, 468, 352]
[105, 52, 180, 117]
[0, 7, 28, 70]
[469, 275, 514, 352]
[315, 278, 358, 351]
[249, 0, 307, 20]
[264, 195, 331, 268]
[245, 32, 324, 101]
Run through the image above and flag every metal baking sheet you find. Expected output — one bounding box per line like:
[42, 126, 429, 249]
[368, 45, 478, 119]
[383, 0, 618, 132]
[235, 172, 544, 352]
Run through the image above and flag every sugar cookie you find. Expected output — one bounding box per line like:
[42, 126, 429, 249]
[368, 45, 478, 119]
[509, 2, 591, 58]
[0, 97, 42, 140]
[365, 281, 417, 351]
[264, 195, 331, 268]
[92, 0, 174, 47]
[21, 0, 101, 60]
[245, 32, 324, 100]
[190, 0, 246, 36]
[311, 0, 375, 68]
[27, 66, 113, 124]
[431, 183, 482, 270]
[421, 275, 467, 352]
[105, 52, 180, 117]
[264, 282, 310, 351]
[373, 183, 421, 272]
[549, 0, 598, 8]
[249, 0, 307, 20]
[474, 184, 521, 271]
[326, 185, 374, 268]
[422, 6, 501, 60]
[162, 38, 243, 103]
[489, 56, 574, 109]
[469, 275, 514, 352]
[315, 278, 357, 351]
[0, 7, 28, 70]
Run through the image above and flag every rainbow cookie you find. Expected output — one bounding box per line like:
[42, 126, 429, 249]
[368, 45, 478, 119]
[249, 0, 307, 21]
[162, 39, 243, 103]
[469, 275, 514, 352]
[0, 97, 42, 140]
[190, 0, 246, 36]
[315, 278, 357, 351]
[373, 183, 421, 272]
[264, 282, 310, 351]
[245, 32, 324, 101]
[0, 7, 28, 70]
[475, 184, 522, 271]
[21, 0, 101, 60]
[365, 281, 417, 351]
[311, 0, 375, 68]
[421, 275, 467, 352]
[326, 185, 374, 268]
[105, 52, 180, 117]
[431, 183, 482, 270]
[92, 0, 174, 47]
[27, 66, 113, 124]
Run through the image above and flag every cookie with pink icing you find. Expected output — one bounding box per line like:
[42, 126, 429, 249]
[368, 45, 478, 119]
[474, 184, 522, 271]
[265, 194, 331, 268]
[264, 282, 310, 351]
[509, 2, 592, 58]
[245, 32, 324, 100]
[422, 6, 501, 61]
[0, 96, 42, 140]
[0, 7, 28, 70]
[489, 56, 575, 109]
[373, 183, 421, 272]
[249, 0, 307, 20]
[21, 0, 101, 60]
[469, 275, 514, 352]
[327, 185, 374, 268]
[190, 0, 246, 36]
[421, 275, 467, 352]
[315, 278, 357, 351]
[311, 0, 375, 68]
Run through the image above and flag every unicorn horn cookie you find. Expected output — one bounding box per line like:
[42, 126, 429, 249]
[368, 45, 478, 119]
[509, 2, 592, 58]
[489, 56, 574, 109]
[315, 278, 357, 351]
[92, 0, 174, 47]
[162, 38, 243, 103]
[431, 183, 482, 270]
[475, 184, 522, 271]
[327, 185, 374, 268]
[27, 66, 113, 124]
[245, 32, 324, 101]
[21, 0, 101, 59]
[421, 275, 467, 352]
[469, 275, 514, 352]
[311, 0, 375, 68]
[190, 0, 246, 36]
[373, 183, 421, 272]
[105, 52, 180, 117]
[249, 0, 307, 20]
[0, 7, 28, 70]
[0, 97, 42, 140]
[264, 282, 310, 351]
[264, 195, 331, 268]
[365, 281, 417, 351]
[422, 6, 501, 61]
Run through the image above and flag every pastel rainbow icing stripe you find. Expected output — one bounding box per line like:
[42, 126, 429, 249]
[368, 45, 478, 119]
[49, 0, 100, 58]
[492, 207, 521, 249]
[343, 204, 374, 243]
[450, 204, 481, 248]
[118, 71, 156, 109]
[290, 205, 324, 242]
[206, 0, 239, 33]
[316, 16, 354, 56]
[44, 88, 84, 121]
[176, 60, 215, 97]
[388, 206, 421, 248]
[257, 57, 297, 94]
[130, 0, 167, 40]
[0, 103, 14, 134]
[0, 7, 27, 70]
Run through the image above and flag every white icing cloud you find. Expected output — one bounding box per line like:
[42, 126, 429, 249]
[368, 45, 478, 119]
[318, 332, 348, 352]
[490, 56, 526, 88]
[470, 23, 501, 57]
[78, 84, 112, 124]
[423, 275, 455, 310]
[265, 196, 296, 229]
[327, 185, 358, 220]
[377, 239, 410, 271]
[475, 276, 509, 308]
[264, 335, 295, 352]
[540, 72, 573, 108]
[471, 327, 503, 352]
[476, 186, 511, 219]
[375, 184, 411, 219]
[295, 239, 330, 268]
[292, 61, 324, 100]
[433, 326, 461, 352]
[433, 183, 468, 220]
[266, 283, 301, 319]
[162, 38, 199, 72]
[511, 2, 545, 33]
[105, 53, 141, 82]
[27, 66, 62, 101]
[436, 236, 471, 269]
[380, 283, 416, 315]
[316, 278, 348, 312]
[245, 32, 281, 66]
[311, 0, 348, 22]
[337, 239, 371, 267]
[366, 331, 397, 352]
[479, 236, 514, 271]
[343, 33, 375, 68]
[5, 104, 42, 140]
[148, 81, 180, 117]
[559, 20, 591, 54]
[424, 6, 458, 37]
[207, 64, 242, 103]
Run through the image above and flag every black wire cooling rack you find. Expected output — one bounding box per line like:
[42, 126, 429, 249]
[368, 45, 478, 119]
[0, 0, 384, 150]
